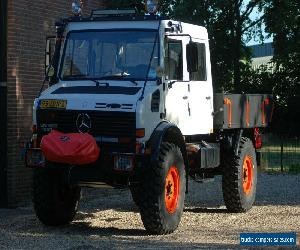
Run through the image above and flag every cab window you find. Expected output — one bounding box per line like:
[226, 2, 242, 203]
[165, 39, 183, 80]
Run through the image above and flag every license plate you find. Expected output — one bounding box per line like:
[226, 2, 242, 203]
[114, 155, 134, 172]
[40, 99, 67, 109]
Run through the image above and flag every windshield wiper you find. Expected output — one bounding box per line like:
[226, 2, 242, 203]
[64, 73, 139, 86]
[91, 80, 109, 87]
[96, 71, 129, 80]
[63, 74, 123, 81]
[120, 72, 138, 85]
[96, 73, 139, 86]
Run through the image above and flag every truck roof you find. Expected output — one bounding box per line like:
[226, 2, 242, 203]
[56, 10, 208, 40]
[59, 10, 208, 41]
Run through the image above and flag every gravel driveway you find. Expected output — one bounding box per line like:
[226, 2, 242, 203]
[0, 173, 299, 249]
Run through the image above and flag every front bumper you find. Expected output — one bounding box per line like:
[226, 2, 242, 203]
[25, 147, 149, 188]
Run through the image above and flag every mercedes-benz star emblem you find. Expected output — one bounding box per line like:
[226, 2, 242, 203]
[76, 113, 91, 133]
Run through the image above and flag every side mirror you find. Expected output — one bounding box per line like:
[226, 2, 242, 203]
[45, 36, 56, 78]
[46, 65, 55, 78]
[186, 42, 198, 73]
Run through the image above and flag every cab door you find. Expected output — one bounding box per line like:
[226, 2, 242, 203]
[186, 39, 214, 135]
[164, 38, 191, 133]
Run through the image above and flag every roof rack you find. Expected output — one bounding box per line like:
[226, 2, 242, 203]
[91, 9, 136, 18]
[59, 10, 168, 24]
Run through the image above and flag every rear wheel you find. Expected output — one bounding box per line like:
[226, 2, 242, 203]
[222, 137, 257, 212]
[138, 142, 186, 235]
[33, 168, 81, 226]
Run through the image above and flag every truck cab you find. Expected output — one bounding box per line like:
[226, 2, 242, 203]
[36, 12, 214, 146]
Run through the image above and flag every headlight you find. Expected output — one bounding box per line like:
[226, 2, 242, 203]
[72, 1, 82, 16]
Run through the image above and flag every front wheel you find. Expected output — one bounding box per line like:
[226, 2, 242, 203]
[138, 142, 186, 235]
[33, 168, 81, 226]
[222, 137, 257, 212]
[130, 186, 141, 207]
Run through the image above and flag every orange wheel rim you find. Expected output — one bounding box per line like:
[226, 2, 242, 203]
[165, 166, 180, 214]
[243, 155, 253, 195]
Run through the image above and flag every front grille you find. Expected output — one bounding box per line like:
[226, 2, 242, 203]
[37, 110, 136, 152]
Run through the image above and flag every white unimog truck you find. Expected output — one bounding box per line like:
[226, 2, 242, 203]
[26, 4, 273, 235]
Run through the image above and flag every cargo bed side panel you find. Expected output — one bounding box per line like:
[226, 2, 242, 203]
[214, 94, 273, 129]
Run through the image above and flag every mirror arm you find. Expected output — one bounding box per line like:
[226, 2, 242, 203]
[168, 80, 176, 88]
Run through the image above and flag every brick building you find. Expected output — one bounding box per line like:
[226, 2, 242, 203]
[0, 0, 104, 207]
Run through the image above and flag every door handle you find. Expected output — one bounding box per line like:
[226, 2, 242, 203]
[183, 96, 188, 100]
[206, 96, 211, 100]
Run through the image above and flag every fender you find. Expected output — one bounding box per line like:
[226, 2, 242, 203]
[146, 121, 189, 193]
[147, 121, 189, 170]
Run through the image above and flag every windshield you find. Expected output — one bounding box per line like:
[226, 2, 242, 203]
[59, 30, 159, 81]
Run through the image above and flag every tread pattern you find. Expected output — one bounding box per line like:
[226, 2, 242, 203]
[33, 168, 81, 226]
[130, 186, 141, 207]
[222, 137, 257, 212]
[138, 142, 186, 235]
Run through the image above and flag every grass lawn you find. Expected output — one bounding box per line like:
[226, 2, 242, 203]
[259, 135, 300, 173]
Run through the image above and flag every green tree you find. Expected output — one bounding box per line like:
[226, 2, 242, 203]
[103, 0, 145, 13]
[263, 0, 300, 134]
[166, 1, 267, 92]
[265, 0, 300, 62]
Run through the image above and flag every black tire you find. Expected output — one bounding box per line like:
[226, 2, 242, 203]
[222, 137, 257, 212]
[138, 142, 186, 235]
[33, 168, 81, 226]
[130, 186, 141, 206]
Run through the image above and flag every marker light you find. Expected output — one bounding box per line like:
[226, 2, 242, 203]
[72, 1, 82, 16]
[145, 0, 159, 14]
[136, 128, 145, 138]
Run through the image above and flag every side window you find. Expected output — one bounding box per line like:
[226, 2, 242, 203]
[190, 43, 207, 81]
[165, 39, 183, 80]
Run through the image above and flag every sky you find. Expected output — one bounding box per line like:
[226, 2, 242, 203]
[246, 1, 273, 46]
